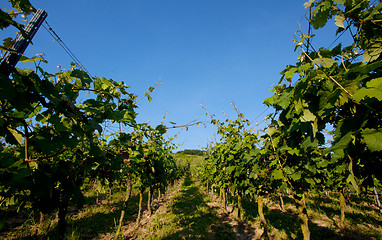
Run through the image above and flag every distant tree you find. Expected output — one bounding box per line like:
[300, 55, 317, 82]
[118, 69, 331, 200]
[177, 149, 205, 156]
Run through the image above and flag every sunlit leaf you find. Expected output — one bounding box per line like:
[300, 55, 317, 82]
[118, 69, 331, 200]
[284, 67, 297, 79]
[347, 172, 360, 194]
[300, 109, 316, 122]
[353, 77, 382, 101]
[7, 127, 23, 145]
[226, 166, 235, 175]
[304, 0, 315, 9]
[19, 56, 42, 63]
[361, 128, 382, 152]
[321, 58, 336, 68]
[290, 172, 302, 181]
[272, 169, 284, 180]
[334, 15, 345, 29]
[144, 92, 152, 102]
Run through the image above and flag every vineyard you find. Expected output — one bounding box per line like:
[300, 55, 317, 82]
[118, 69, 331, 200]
[1, 0, 382, 239]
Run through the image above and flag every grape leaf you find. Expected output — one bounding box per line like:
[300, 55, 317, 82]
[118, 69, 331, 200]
[144, 92, 152, 102]
[321, 58, 336, 68]
[334, 15, 345, 29]
[353, 77, 382, 101]
[7, 127, 23, 145]
[272, 169, 284, 180]
[304, 0, 315, 9]
[19, 56, 43, 63]
[300, 109, 316, 122]
[284, 67, 297, 79]
[361, 128, 382, 152]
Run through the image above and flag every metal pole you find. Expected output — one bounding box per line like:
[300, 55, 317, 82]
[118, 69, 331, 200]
[373, 186, 382, 214]
[0, 9, 48, 75]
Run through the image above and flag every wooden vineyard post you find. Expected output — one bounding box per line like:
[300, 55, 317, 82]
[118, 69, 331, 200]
[258, 194, 269, 240]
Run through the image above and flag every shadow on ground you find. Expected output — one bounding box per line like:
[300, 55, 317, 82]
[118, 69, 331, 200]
[240, 195, 379, 240]
[160, 174, 237, 240]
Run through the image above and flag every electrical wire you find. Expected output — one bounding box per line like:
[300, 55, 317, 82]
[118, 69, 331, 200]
[250, 106, 271, 125]
[328, 27, 347, 49]
[42, 21, 93, 78]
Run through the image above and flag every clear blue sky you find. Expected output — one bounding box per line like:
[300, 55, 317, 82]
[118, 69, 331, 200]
[2, 1, 338, 150]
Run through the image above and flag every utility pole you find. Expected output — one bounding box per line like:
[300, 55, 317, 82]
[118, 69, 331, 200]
[0, 9, 47, 76]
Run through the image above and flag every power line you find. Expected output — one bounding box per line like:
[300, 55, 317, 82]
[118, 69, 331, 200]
[250, 106, 271, 125]
[42, 21, 93, 78]
[328, 27, 347, 49]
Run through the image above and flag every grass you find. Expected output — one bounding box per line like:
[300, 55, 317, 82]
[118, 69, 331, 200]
[136, 174, 237, 240]
[236, 191, 382, 240]
[1, 169, 382, 239]
[0, 184, 151, 239]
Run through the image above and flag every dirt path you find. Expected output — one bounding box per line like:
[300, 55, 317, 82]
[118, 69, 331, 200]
[121, 174, 257, 240]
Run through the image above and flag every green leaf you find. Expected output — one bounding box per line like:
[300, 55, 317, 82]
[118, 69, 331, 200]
[19, 56, 43, 63]
[361, 128, 382, 152]
[306, 177, 315, 186]
[353, 77, 382, 101]
[284, 67, 297, 79]
[8, 0, 35, 14]
[29, 161, 38, 170]
[363, 39, 382, 63]
[321, 58, 336, 68]
[287, 147, 300, 156]
[312, 6, 331, 29]
[249, 171, 256, 179]
[312, 58, 321, 67]
[226, 166, 235, 175]
[319, 48, 332, 58]
[334, 0, 345, 4]
[347, 173, 360, 194]
[277, 92, 292, 109]
[326, 132, 352, 159]
[290, 172, 302, 181]
[300, 109, 316, 122]
[70, 69, 91, 86]
[123, 110, 135, 123]
[272, 169, 284, 180]
[99, 77, 113, 90]
[266, 127, 277, 137]
[317, 160, 328, 168]
[144, 92, 152, 102]
[155, 124, 167, 134]
[331, 43, 342, 55]
[298, 63, 312, 72]
[7, 127, 23, 145]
